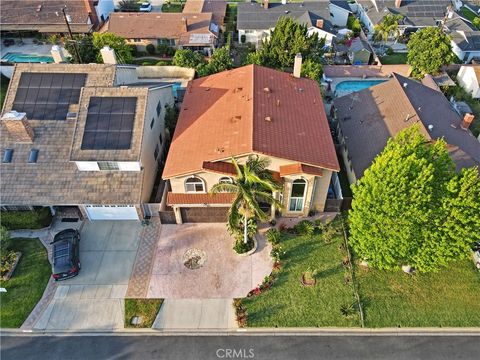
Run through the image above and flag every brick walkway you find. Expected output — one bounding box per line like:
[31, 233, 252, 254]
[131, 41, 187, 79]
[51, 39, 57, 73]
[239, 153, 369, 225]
[126, 218, 161, 298]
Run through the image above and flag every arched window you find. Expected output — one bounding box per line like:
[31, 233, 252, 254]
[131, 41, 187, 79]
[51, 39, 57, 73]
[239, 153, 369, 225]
[219, 176, 233, 184]
[185, 177, 205, 192]
[289, 179, 307, 212]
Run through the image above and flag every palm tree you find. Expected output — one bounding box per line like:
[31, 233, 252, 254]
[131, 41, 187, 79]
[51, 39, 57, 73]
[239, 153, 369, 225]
[373, 14, 403, 53]
[211, 156, 282, 244]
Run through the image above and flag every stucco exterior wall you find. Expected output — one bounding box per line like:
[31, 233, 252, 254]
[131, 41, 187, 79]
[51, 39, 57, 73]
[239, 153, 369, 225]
[458, 66, 480, 98]
[140, 86, 174, 202]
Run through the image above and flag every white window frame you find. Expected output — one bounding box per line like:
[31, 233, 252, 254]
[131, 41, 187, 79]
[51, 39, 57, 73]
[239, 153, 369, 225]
[219, 176, 233, 184]
[288, 178, 307, 212]
[185, 176, 206, 193]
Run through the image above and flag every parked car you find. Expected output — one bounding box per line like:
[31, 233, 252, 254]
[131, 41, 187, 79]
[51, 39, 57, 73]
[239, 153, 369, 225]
[51, 229, 80, 281]
[139, 2, 152, 12]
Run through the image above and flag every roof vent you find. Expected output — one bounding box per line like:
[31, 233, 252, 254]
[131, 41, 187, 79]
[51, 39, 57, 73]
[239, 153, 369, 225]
[231, 115, 242, 123]
[205, 87, 210, 91]
[276, 99, 280, 106]
[263, 87, 271, 93]
[428, 124, 434, 131]
[216, 147, 225, 153]
[265, 116, 272, 122]
[285, 10, 289, 14]
[234, 86, 243, 93]
[28, 149, 39, 163]
[403, 82, 408, 88]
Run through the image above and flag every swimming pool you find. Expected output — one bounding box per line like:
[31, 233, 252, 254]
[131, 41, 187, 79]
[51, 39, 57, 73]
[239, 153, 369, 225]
[2, 52, 54, 63]
[335, 79, 387, 97]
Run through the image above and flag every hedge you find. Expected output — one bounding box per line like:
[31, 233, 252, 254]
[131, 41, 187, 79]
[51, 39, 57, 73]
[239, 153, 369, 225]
[1, 208, 53, 230]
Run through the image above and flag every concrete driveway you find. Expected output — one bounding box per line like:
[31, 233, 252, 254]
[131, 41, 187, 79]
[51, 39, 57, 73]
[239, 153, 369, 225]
[34, 221, 142, 331]
[147, 223, 273, 299]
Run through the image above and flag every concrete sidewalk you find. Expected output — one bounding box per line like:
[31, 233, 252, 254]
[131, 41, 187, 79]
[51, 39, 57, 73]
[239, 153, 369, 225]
[153, 299, 237, 330]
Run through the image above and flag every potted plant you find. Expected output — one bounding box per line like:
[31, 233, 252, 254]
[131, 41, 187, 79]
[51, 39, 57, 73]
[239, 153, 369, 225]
[301, 267, 318, 286]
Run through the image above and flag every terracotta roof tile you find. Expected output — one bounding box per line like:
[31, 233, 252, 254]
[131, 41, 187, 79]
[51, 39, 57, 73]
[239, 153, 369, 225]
[202, 161, 237, 175]
[167, 192, 235, 205]
[279, 163, 323, 177]
[163, 65, 339, 178]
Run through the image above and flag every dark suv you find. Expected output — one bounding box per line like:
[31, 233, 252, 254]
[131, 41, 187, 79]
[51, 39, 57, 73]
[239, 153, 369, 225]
[51, 229, 80, 281]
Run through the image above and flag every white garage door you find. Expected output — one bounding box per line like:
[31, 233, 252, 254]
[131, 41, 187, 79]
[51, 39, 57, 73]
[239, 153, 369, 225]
[85, 205, 139, 220]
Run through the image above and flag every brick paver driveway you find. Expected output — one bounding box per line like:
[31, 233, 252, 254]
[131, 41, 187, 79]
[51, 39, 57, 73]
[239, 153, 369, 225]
[147, 224, 273, 298]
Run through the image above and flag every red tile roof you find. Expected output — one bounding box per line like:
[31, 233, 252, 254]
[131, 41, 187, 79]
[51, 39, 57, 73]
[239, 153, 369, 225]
[202, 161, 237, 175]
[279, 163, 323, 177]
[163, 65, 339, 178]
[167, 192, 235, 205]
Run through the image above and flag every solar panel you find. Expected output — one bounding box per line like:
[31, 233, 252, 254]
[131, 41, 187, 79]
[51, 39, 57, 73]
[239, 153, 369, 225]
[81, 97, 137, 150]
[12, 73, 86, 120]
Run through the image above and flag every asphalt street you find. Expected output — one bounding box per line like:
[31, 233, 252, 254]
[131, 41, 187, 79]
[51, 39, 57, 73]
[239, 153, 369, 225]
[1, 334, 479, 360]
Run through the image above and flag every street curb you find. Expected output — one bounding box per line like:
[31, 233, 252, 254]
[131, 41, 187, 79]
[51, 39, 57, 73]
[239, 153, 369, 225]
[2, 327, 480, 337]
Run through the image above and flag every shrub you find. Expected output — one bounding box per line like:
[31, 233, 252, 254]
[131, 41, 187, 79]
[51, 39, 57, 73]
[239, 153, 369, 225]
[294, 220, 315, 236]
[0, 208, 52, 230]
[0, 226, 11, 251]
[156, 61, 169, 66]
[1, 250, 17, 277]
[386, 47, 394, 55]
[233, 238, 255, 254]
[146, 43, 156, 55]
[265, 228, 280, 245]
[340, 303, 356, 318]
[240, 34, 246, 43]
[270, 246, 284, 262]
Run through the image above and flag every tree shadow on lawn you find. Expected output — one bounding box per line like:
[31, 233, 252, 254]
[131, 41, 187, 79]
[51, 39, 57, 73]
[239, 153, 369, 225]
[245, 302, 287, 327]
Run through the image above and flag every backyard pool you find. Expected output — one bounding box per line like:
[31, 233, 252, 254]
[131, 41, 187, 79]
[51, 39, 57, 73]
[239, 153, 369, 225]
[2, 52, 54, 63]
[335, 79, 387, 97]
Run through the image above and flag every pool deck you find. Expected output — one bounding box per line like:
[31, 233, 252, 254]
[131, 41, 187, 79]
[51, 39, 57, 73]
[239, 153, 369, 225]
[1, 42, 53, 60]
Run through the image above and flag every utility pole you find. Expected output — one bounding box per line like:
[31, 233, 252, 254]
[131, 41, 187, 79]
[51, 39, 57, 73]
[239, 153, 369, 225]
[62, 6, 82, 63]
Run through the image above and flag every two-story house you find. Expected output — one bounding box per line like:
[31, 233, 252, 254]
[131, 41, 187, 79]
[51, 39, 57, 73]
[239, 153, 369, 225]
[0, 63, 174, 220]
[162, 62, 340, 224]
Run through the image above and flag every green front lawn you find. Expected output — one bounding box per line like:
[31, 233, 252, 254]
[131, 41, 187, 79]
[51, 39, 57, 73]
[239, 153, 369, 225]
[1, 74, 9, 109]
[380, 52, 407, 65]
[161, 2, 183, 13]
[243, 230, 360, 327]
[0, 207, 53, 230]
[0, 238, 51, 328]
[125, 298, 163, 328]
[460, 6, 478, 22]
[356, 260, 480, 327]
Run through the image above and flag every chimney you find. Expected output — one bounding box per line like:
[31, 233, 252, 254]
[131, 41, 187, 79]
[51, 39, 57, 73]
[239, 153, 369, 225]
[293, 53, 302, 78]
[316, 19, 324, 29]
[263, 0, 269, 10]
[100, 46, 117, 64]
[51, 45, 66, 63]
[461, 113, 475, 130]
[1, 111, 34, 143]
[395, 0, 402, 8]
[83, 0, 100, 28]
[182, 17, 188, 32]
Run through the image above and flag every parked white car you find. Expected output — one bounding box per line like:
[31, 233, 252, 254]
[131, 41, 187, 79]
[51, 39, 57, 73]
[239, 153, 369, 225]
[139, 2, 152, 12]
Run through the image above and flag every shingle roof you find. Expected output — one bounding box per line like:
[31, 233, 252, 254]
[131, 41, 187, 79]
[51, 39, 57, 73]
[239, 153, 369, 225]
[237, 1, 335, 33]
[333, 73, 480, 177]
[183, 0, 227, 26]
[0, 0, 94, 33]
[0, 64, 149, 206]
[163, 65, 339, 179]
[105, 12, 215, 45]
[167, 192, 235, 205]
[451, 31, 480, 51]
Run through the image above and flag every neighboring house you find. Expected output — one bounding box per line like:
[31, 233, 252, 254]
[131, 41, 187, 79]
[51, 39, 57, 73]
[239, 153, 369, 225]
[0, 0, 114, 35]
[237, 0, 351, 48]
[182, 0, 227, 28]
[347, 37, 372, 64]
[0, 62, 174, 220]
[103, 12, 219, 52]
[354, 0, 454, 37]
[162, 63, 340, 224]
[332, 73, 480, 184]
[450, 30, 480, 63]
[457, 65, 480, 98]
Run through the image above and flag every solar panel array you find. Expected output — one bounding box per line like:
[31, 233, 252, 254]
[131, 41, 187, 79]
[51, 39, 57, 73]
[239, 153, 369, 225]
[396, 0, 449, 18]
[13, 73, 86, 120]
[81, 97, 137, 150]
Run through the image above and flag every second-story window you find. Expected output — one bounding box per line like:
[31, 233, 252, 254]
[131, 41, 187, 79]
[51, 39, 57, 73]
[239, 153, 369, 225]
[185, 177, 205, 192]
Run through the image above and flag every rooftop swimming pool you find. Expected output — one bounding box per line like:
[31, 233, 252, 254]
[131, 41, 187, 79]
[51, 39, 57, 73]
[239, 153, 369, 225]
[2, 52, 54, 63]
[335, 79, 387, 97]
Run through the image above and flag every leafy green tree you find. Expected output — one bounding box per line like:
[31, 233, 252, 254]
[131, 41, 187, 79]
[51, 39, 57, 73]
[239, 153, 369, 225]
[407, 27, 455, 77]
[301, 58, 323, 82]
[211, 156, 281, 244]
[172, 49, 206, 68]
[65, 35, 98, 64]
[92, 32, 134, 64]
[349, 125, 479, 272]
[197, 46, 233, 76]
[118, 0, 140, 12]
[164, 103, 179, 133]
[373, 14, 403, 51]
[347, 15, 362, 37]
[245, 17, 324, 70]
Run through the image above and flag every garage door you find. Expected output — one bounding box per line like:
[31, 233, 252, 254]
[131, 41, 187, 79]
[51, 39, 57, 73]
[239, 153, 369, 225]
[180, 207, 229, 223]
[85, 205, 139, 220]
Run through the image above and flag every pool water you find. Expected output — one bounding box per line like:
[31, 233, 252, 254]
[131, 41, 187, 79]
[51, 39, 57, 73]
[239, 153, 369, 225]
[2, 52, 54, 63]
[172, 82, 182, 98]
[335, 79, 387, 97]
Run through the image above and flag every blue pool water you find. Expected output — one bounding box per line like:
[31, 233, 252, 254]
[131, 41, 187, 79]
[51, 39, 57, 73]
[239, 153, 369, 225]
[335, 79, 387, 96]
[2, 52, 54, 63]
[171, 82, 182, 98]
